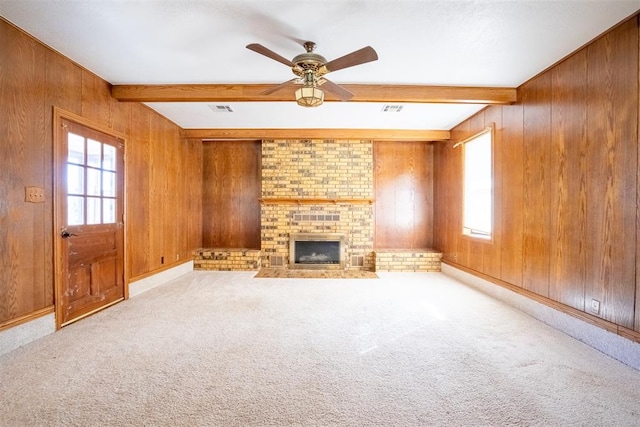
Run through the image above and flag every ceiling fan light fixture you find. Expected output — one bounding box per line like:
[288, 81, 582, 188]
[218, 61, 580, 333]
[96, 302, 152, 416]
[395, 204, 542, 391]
[295, 85, 324, 107]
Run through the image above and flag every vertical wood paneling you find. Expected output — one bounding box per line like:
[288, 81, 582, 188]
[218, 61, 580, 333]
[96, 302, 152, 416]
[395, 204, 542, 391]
[148, 113, 167, 269]
[373, 142, 394, 247]
[374, 141, 433, 249]
[521, 73, 552, 297]
[432, 144, 447, 255]
[0, 21, 49, 321]
[24, 33, 47, 313]
[202, 141, 261, 249]
[500, 103, 524, 287]
[585, 19, 637, 328]
[126, 105, 192, 279]
[423, 144, 435, 249]
[45, 50, 82, 115]
[126, 105, 151, 278]
[186, 139, 203, 254]
[549, 50, 588, 311]
[445, 139, 463, 264]
[162, 121, 178, 262]
[176, 134, 189, 259]
[110, 99, 131, 136]
[437, 133, 462, 264]
[432, 144, 446, 254]
[81, 70, 111, 126]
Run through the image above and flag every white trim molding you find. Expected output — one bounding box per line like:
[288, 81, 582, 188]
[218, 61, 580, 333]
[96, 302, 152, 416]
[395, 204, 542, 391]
[128, 261, 194, 298]
[442, 263, 640, 371]
[0, 313, 56, 357]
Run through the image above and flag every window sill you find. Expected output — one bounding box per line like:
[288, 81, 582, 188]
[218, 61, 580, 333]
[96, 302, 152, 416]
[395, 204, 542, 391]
[462, 233, 493, 244]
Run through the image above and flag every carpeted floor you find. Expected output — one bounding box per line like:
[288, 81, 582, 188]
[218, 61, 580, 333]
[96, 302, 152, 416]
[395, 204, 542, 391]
[1, 271, 640, 426]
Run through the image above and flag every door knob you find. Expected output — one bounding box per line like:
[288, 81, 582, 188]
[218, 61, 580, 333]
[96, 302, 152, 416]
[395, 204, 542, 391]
[61, 230, 77, 238]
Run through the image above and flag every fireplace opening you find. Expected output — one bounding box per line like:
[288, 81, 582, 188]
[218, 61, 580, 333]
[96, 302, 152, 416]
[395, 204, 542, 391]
[295, 241, 340, 264]
[290, 233, 345, 269]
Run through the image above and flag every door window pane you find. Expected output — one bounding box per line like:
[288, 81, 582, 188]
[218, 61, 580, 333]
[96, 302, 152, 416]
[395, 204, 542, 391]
[65, 126, 120, 227]
[103, 198, 116, 223]
[67, 164, 84, 195]
[102, 171, 116, 197]
[103, 144, 116, 171]
[87, 197, 101, 224]
[68, 133, 85, 164]
[87, 139, 102, 168]
[68, 196, 84, 225]
[87, 168, 101, 196]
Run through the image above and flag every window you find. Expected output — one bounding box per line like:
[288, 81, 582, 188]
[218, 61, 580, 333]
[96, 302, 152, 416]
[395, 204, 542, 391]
[66, 132, 119, 226]
[462, 128, 493, 239]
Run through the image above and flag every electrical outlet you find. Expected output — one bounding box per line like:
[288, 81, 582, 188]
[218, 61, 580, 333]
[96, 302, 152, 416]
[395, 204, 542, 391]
[591, 299, 601, 315]
[25, 186, 45, 203]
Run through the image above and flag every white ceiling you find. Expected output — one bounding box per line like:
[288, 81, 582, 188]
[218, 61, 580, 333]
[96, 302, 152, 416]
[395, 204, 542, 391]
[1, 0, 639, 132]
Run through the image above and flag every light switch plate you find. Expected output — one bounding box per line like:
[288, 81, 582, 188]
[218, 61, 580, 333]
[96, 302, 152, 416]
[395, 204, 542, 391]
[25, 186, 45, 203]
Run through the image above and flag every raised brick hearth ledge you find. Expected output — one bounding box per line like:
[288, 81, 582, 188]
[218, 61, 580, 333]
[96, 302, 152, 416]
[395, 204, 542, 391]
[194, 248, 442, 272]
[194, 248, 261, 271]
[374, 249, 443, 272]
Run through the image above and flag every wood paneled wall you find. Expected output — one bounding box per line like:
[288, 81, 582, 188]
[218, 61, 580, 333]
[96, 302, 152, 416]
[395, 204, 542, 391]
[0, 18, 202, 329]
[202, 141, 261, 249]
[374, 141, 434, 249]
[434, 16, 640, 334]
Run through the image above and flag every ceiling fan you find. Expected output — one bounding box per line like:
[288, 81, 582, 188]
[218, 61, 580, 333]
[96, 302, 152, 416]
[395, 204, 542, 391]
[246, 41, 378, 107]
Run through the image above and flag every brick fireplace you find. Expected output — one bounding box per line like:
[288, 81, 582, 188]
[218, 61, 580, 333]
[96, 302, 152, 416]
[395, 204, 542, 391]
[260, 139, 375, 271]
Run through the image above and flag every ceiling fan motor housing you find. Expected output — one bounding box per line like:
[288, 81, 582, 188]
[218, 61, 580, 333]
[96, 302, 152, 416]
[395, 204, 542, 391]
[292, 41, 327, 77]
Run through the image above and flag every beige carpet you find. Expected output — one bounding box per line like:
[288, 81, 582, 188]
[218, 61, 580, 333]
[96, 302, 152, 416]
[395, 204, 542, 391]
[1, 271, 640, 426]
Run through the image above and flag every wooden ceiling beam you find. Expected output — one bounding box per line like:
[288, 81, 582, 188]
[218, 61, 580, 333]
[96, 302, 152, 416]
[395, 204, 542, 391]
[112, 84, 516, 104]
[183, 128, 450, 141]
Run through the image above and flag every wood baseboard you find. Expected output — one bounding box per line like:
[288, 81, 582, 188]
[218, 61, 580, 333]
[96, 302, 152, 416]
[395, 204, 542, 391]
[0, 306, 54, 332]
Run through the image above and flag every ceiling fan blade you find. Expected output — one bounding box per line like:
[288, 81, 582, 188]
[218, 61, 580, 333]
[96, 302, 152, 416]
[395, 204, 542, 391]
[323, 46, 378, 73]
[319, 78, 354, 101]
[261, 78, 299, 95]
[246, 43, 294, 67]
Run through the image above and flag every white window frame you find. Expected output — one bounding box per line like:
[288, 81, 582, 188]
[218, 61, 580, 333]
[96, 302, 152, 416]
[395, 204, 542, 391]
[460, 127, 493, 240]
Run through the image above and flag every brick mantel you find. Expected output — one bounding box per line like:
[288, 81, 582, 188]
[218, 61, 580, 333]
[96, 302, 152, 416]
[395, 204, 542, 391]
[259, 198, 374, 205]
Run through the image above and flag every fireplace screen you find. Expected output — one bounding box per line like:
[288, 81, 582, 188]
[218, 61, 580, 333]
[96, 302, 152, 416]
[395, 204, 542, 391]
[290, 233, 345, 269]
[295, 241, 340, 264]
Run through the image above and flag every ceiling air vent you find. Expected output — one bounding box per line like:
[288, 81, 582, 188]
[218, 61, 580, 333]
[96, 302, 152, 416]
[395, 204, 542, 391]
[209, 105, 234, 113]
[381, 105, 404, 113]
